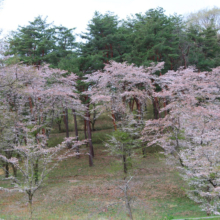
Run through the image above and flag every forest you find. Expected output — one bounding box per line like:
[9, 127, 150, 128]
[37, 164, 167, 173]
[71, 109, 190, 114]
[1, 6, 220, 220]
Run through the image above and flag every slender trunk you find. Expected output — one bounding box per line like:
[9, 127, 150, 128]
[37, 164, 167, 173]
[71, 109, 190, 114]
[125, 191, 133, 220]
[91, 120, 96, 131]
[153, 98, 159, 119]
[86, 107, 94, 166]
[179, 45, 189, 69]
[84, 118, 88, 148]
[163, 98, 167, 117]
[28, 193, 33, 220]
[131, 99, 135, 111]
[72, 109, 79, 158]
[119, 179, 133, 220]
[88, 109, 92, 139]
[58, 121, 61, 132]
[65, 108, 69, 138]
[86, 104, 94, 158]
[155, 97, 161, 119]
[5, 162, 9, 178]
[91, 104, 97, 131]
[129, 100, 132, 111]
[12, 163, 17, 177]
[153, 98, 157, 119]
[28, 97, 33, 114]
[166, 99, 169, 114]
[123, 153, 127, 174]
[5, 151, 11, 178]
[135, 98, 141, 120]
[72, 109, 79, 140]
[34, 159, 38, 184]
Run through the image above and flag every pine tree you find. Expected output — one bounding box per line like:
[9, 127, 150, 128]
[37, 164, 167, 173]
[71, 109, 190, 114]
[123, 8, 182, 72]
[80, 11, 120, 71]
[187, 23, 220, 71]
[6, 16, 77, 68]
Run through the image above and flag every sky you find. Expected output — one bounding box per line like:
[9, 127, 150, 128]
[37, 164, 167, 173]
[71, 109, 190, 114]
[0, 0, 220, 40]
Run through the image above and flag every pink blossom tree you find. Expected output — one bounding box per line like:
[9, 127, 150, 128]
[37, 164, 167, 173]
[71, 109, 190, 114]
[142, 66, 220, 215]
[84, 61, 164, 172]
[84, 61, 164, 127]
[0, 63, 87, 218]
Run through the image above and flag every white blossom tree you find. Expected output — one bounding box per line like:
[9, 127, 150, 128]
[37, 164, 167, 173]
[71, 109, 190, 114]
[0, 63, 87, 218]
[142, 66, 220, 215]
[84, 61, 164, 172]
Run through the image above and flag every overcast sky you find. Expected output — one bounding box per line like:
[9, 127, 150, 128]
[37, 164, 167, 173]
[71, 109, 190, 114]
[0, 0, 220, 40]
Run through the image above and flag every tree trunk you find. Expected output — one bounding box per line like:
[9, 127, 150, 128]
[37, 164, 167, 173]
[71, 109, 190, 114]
[72, 109, 78, 141]
[123, 153, 127, 174]
[34, 159, 38, 184]
[72, 109, 79, 158]
[123, 184, 134, 220]
[64, 108, 69, 138]
[58, 121, 61, 132]
[86, 107, 94, 166]
[156, 97, 161, 118]
[88, 108, 92, 139]
[28, 192, 33, 220]
[5, 151, 12, 178]
[153, 98, 159, 119]
[5, 161, 9, 178]
[84, 118, 88, 148]
[91, 104, 97, 131]
[135, 98, 142, 121]
[163, 98, 167, 117]
[91, 120, 96, 131]
[12, 163, 17, 177]
[86, 104, 94, 158]
[28, 97, 33, 114]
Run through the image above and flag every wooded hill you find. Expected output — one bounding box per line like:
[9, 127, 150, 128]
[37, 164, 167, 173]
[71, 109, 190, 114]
[1, 6, 220, 219]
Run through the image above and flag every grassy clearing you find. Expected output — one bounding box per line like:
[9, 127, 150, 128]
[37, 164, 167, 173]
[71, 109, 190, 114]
[0, 110, 211, 219]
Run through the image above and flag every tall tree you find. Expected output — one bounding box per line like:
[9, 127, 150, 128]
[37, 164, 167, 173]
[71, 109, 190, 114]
[187, 23, 220, 71]
[80, 11, 120, 71]
[123, 8, 183, 72]
[6, 16, 77, 68]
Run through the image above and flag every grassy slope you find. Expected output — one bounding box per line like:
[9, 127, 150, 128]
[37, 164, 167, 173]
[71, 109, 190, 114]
[0, 110, 214, 220]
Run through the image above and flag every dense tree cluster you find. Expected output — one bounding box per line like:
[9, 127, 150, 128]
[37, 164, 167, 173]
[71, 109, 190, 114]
[4, 7, 220, 74]
[1, 6, 220, 218]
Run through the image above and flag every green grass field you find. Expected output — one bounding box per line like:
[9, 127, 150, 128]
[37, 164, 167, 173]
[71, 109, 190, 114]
[0, 111, 216, 220]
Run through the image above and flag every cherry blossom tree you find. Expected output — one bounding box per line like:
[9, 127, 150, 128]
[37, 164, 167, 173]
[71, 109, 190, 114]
[142, 66, 220, 215]
[0, 63, 83, 176]
[84, 61, 164, 127]
[84, 61, 164, 171]
[0, 63, 88, 218]
[0, 129, 85, 219]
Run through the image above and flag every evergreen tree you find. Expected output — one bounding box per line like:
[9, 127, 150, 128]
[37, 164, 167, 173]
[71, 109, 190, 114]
[187, 23, 220, 71]
[49, 25, 77, 68]
[6, 16, 77, 68]
[123, 8, 183, 72]
[80, 11, 120, 72]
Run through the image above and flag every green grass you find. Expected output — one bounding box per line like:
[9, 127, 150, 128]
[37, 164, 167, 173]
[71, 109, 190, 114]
[0, 106, 213, 219]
